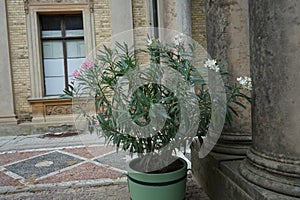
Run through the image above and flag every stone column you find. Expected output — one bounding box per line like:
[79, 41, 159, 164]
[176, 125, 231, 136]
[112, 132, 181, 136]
[240, 0, 300, 197]
[175, 0, 192, 36]
[110, 0, 134, 46]
[205, 0, 251, 155]
[0, 0, 17, 124]
[158, 0, 192, 38]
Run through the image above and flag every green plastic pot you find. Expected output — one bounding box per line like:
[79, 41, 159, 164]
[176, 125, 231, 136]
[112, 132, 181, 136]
[127, 157, 187, 200]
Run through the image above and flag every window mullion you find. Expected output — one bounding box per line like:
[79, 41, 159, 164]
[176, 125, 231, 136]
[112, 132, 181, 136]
[61, 15, 69, 89]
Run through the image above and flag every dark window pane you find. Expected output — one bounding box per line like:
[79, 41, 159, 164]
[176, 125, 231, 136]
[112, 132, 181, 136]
[40, 15, 61, 31]
[65, 15, 83, 30]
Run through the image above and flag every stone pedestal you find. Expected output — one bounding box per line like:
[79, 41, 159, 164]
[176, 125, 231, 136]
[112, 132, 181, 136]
[0, 1, 17, 124]
[205, 0, 251, 155]
[240, 0, 300, 197]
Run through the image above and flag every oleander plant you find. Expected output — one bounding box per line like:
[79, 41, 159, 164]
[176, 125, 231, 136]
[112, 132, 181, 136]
[63, 34, 251, 172]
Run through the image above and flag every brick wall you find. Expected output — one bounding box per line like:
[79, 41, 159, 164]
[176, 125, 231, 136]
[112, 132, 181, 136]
[5, 0, 206, 121]
[6, 0, 32, 120]
[132, 0, 149, 64]
[93, 0, 112, 46]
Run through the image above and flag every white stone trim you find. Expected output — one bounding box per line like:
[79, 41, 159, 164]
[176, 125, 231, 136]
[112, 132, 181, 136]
[25, 2, 95, 98]
[0, 1, 17, 124]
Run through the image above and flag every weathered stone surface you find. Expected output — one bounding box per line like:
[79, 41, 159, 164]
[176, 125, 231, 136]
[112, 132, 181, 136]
[191, 140, 298, 200]
[191, 144, 252, 200]
[205, 0, 251, 155]
[240, 0, 300, 197]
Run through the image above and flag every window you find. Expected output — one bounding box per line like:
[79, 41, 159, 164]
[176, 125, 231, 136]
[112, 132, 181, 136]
[40, 14, 85, 96]
[152, 0, 159, 38]
[146, 0, 160, 39]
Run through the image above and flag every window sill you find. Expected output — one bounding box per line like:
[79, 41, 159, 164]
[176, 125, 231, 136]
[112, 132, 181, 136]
[28, 97, 73, 123]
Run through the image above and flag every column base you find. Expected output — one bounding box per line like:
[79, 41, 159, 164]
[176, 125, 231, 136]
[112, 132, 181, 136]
[191, 139, 298, 200]
[213, 132, 252, 155]
[240, 148, 300, 198]
[0, 114, 17, 124]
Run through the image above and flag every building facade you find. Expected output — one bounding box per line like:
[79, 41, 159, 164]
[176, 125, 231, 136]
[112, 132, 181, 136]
[0, 0, 206, 124]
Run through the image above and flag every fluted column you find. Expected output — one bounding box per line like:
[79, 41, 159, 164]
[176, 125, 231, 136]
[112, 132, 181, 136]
[240, 0, 300, 197]
[205, 0, 252, 155]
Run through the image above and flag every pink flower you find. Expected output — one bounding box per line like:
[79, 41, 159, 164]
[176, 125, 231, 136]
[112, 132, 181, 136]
[196, 90, 201, 95]
[72, 69, 80, 78]
[172, 55, 178, 60]
[81, 60, 94, 69]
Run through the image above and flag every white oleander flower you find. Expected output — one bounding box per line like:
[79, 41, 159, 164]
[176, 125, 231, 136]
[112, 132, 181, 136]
[237, 76, 252, 90]
[147, 38, 153, 45]
[204, 59, 220, 72]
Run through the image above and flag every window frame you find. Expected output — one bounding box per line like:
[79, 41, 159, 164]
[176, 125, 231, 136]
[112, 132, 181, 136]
[39, 14, 85, 96]
[25, 3, 95, 99]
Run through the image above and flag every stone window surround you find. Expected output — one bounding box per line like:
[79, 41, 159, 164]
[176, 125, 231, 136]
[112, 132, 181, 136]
[25, 1, 95, 99]
[24, 1, 95, 122]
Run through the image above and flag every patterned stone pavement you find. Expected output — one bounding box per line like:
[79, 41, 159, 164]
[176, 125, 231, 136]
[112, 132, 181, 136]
[0, 143, 209, 199]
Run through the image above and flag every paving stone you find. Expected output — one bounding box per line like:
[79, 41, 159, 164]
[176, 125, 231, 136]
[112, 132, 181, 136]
[5, 151, 84, 179]
[0, 171, 22, 187]
[0, 176, 210, 200]
[0, 150, 50, 166]
[0, 134, 210, 199]
[38, 162, 122, 184]
[0, 184, 130, 200]
[61, 145, 115, 159]
[95, 151, 131, 171]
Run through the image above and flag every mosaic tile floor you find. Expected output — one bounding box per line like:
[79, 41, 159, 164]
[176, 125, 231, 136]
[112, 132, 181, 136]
[0, 145, 128, 192]
[5, 151, 84, 179]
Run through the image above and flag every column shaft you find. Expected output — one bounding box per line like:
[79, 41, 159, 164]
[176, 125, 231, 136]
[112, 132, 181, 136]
[205, 0, 252, 155]
[240, 0, 300, 197]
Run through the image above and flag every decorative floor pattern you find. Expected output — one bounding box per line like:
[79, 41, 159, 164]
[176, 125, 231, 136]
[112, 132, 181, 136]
[0, 144, 192, 194]
[62, 145, 115, 159]
[0, 145, 126, 193]
[37, 162, 122, 184]
[0, 171, 21, 187]
[95, 151, 131, 171]
[0, 150, 50, 166]
[5, 151, 84, 179]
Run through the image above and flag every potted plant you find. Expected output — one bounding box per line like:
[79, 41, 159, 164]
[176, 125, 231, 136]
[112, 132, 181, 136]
[63, 34, 251, 200]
